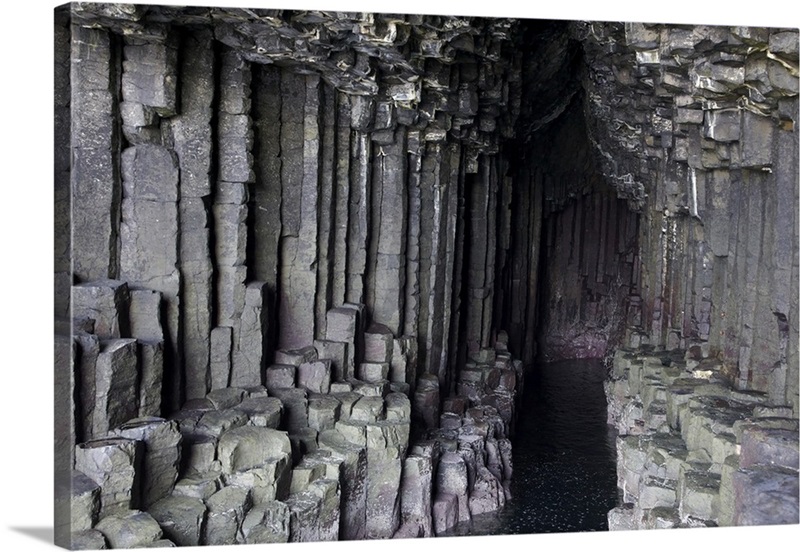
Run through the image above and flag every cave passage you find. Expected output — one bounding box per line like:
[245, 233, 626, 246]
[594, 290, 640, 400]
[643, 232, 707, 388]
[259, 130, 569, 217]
[444, 359, 619, 535]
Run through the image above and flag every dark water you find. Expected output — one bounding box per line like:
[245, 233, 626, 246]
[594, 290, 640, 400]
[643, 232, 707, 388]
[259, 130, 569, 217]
[445, 358, 619, 536]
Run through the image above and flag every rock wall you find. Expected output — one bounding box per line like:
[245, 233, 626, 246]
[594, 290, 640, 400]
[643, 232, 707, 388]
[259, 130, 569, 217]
[577, 22, 799, 412]
[55, 5, 526, 549]
[581, 23, 800, 531]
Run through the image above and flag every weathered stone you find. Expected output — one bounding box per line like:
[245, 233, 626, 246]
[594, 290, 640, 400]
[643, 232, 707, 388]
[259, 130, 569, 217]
[436, 452, 470, 524]
[325, 304, 364, 379]
[413, 374, 440, 431]
[193, 409, 249, 439]
[234, 396, 283, 429]
[639, 475, 678, 510]
[71, 334, 99, 443]
[138, 340, 165, 419]
[223, 457, 293, 505]
[204, 486, 253, 545]
[308, 395, 342, 432]
[297, 360, 332, 394]
[111, 417, 182, 507]
[95, 510, 163, 549]
[432, 492, 458, 535]
[330, 391, 361, 421]
[93, 339, 139, 435]
[642, 506, 681, 529]
[769, 31, 799, 58]
[231, 281, 268, 388]
[270, 388, 309, 432]
[148, 496, 207, 547]
[216, 181, 249, 205]
[75, 438, 142, 517]
[330, 381, 353, 393]
[399, 454, 433, 537]
[289, 427, 319, 462]
[72, 281, 130, 339]
[307, 478, 341, 541]
[677, 468, 720, 522]
[172, 472, 221, 501]
[71, 471, 100, 532]
[265, 364, 295, 392]
[213, 203, 248, 267]
[216, 266, 247, 324]
[122, 37, 178, 115]
[739, 424, 799, 470]
[731, 465, 799, 525]
[121, 145, 179, 202]
[366, 421, 410, 451]
[127, 289, 163, 342]
[469, 465, 504, 515]
[70, 24, 119, 283]
[366, 445, 403, 538]
[358, 362, 390, 383]
[181, 435, 218, 476]
[206, 388, 246, 410]
[364, 324, 394, 363]
[390, 337, 416, 387]
[275, 346, 318, 367]
[351, 396, 385, 423]
[318, 429, 368, 539]
[285, 491, 322, 542]
[704, 110, 740, 143]
[352, 380, 390, 397]
[218, 426, 292, 473]
[242, 501, 290, 544]
[313, 340, 348, 382]
[385, 392, 412, 422]
[70, 529, 108, 550]
[607, 504, 636, 531]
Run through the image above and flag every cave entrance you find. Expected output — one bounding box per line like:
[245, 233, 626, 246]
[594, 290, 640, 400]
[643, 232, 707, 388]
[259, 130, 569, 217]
[489, 22, 641, 533]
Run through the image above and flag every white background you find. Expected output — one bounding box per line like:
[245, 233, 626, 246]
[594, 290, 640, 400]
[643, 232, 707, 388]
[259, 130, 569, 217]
[1, 1, 798, 551]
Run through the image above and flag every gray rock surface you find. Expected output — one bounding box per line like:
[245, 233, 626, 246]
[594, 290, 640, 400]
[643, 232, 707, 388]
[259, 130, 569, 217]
[75, 438, 142, 517]
[111, 417, 182, 507]
[95, 510, 163, 549]
[148, 496, 207, 546]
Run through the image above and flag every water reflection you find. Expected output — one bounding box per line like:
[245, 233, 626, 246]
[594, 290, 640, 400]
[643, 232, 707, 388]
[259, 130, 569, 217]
[444, 358, 619, 536]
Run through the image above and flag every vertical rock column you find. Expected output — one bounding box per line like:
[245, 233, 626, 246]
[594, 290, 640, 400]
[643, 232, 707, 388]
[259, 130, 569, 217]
[168, 28, 216, 400]
[346, 97, 373, 306]
[369, 127, 408, 335]
[314, 83, 338, 338]
[118, 143, 180, 408]
[251, 63, 283, 366]
[119, 32, 181, 410]
[93, 339, 140, 436]
[54, 13, 71, 319]
[214, 48, 259, 388]
[331, 92, 352, 308]
[465, 156, 496, 356]
[417, 142, 445, 380]
[70, 24, 120, 282]
[279, 73, 321, 349]
[111, 417, 182, 507]
[403, 130, 423, 339]
[54, 16, 73, 543]
[129, 289, 165, 418]
[75, 437, 143, 518]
